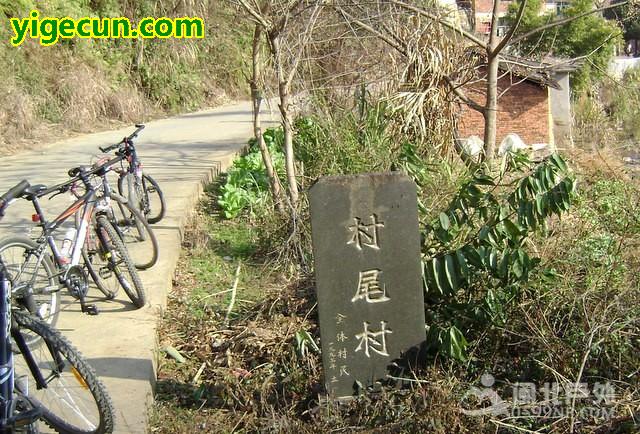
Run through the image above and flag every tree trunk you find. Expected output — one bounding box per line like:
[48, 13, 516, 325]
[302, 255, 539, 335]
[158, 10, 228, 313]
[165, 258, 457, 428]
[483, 0, 502, 163]
[251, 25, 285, 213]
[270, 34, 299, 207]
[483, 54, 499, 163]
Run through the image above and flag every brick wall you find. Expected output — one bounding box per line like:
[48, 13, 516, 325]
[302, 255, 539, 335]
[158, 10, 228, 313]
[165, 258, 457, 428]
[457, 75, 551, 145]
[474, 0, 512, 14]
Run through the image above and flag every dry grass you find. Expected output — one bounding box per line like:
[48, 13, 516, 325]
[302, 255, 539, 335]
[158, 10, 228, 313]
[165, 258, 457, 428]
[0, 81, 36, 143]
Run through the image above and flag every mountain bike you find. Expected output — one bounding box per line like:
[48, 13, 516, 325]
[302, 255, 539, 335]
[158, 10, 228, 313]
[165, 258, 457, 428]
[79, 156, 159, 271]
[0, 183, 115, 434]
[0, 174, 146, 323]
[100, 124, 166, 225]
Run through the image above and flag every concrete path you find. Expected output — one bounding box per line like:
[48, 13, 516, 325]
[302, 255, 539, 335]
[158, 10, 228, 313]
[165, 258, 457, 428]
[0, 100, 260, 432]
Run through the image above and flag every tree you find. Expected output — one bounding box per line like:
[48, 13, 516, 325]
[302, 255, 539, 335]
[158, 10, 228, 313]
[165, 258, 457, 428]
[506, 0, 622, 90]
[235, 0, 324, 209]
[249, 20, 285, 213]
[337, 0, 633, 163]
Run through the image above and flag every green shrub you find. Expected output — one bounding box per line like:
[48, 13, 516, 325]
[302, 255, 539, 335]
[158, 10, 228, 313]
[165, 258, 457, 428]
[420, 153, 576, 361]
[294, 103, 398, 178]
[218, 128, 285, 219]
[608, 67, 640, 140]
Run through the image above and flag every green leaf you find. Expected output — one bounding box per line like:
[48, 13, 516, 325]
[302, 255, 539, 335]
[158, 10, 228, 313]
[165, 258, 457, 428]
[467, 184, 482, 198]
[512, 258, 524, 279]
[473, 174, 495, 186]
[551, 153, 568, 172]
[444, 254, 459, 292]
[439, 212, 450, 230]
[535, 195, 544, 216]
[431, 258, 446, 295]
[463, 246, 483, 268]
[444, 326, 468, 361]
[479, 225, 490, 241]
[455, 249, 469, 279]
[545, 165, 555, 188]
[503, 219, 522, 241]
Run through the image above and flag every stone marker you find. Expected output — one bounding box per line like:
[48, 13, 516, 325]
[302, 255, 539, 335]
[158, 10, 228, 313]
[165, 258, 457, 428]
[309, 172, 426, 398]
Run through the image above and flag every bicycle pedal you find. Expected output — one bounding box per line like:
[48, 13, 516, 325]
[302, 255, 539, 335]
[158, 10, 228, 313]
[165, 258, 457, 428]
[83, 304, 99, 315]
[99, 267, 113, 279]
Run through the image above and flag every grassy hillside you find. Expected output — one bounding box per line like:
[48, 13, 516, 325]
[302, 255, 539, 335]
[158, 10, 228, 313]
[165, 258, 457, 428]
[0, 0, 249, 152]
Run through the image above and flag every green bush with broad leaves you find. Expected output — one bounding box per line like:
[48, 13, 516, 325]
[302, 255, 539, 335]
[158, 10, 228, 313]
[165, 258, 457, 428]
[410, 152, 576, 361]
[218, 128, 285, 219]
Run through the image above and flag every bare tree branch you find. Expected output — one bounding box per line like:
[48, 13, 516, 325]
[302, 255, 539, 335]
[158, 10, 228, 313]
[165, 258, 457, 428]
[491, 0, 528, 58]
[335, 6, 408, 56]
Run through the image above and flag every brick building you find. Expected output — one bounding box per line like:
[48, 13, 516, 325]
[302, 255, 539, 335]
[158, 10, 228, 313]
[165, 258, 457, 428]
[457, 73, 553, 145]
[456, 55, 576, 147]
[459, 0, 567, 36]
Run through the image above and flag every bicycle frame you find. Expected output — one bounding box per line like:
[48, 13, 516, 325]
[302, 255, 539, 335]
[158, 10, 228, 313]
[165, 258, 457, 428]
[0, 263, 45, 433]
[0, 263, 14, 431]
[29, 189, 98, 269]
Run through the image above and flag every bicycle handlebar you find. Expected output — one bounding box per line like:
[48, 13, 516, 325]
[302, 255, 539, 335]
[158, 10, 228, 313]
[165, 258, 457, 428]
[0, 180, 30, 217]
[99, 124, 145, 153]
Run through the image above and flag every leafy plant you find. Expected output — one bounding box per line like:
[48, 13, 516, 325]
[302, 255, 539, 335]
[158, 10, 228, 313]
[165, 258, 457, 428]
[218, 128, 286, 219]
[420, 153, 576, 360]
[506, 0, 621, 90]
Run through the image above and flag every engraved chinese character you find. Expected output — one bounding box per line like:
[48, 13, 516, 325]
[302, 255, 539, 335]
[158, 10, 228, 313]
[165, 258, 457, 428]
[347, 214, 384, 250]
[331, 376, 338, 383]
[339, 365, 350, 377]
[337, 348, 347, 359]
[336, 331, 348, 342]
[336, 313, 346, 324]
[351, 269, 390, 303]
[355, 321, 393, 358]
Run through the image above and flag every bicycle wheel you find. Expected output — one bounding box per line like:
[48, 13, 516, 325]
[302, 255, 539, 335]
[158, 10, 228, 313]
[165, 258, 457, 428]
[141, 174, 165, 224]
[12, 310, 114, 434]
[82, 247, 117, 300]
[0, 236, 60, 330]
[118, 173, 166, 224]
[95, 215, 146, 308]
[110, 194, 158, 270]
[117, 173, 144, 216]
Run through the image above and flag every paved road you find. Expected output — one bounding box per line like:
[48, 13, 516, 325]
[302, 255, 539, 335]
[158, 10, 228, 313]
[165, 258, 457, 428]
[0, 100, 260, 432]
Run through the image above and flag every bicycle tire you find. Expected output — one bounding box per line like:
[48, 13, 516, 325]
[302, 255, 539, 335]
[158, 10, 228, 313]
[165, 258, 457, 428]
[117, 174, 143, 217]
[82, 248, 117, 300]
[13, 310, 114, 434]
[110, 194, 158, 270]
[141, 174, 165, 224]
[95, 216, 146, 308]
[0, 236, 60, 332]
[118, 173, 166, 224]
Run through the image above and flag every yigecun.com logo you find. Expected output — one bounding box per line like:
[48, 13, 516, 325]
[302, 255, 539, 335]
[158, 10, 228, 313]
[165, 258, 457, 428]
[459, 373, 617, 421]
[9, 10, 205, 47]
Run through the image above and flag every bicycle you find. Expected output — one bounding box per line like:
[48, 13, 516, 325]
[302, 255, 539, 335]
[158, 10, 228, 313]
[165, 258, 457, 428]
[0, 182, 115, 434]
[100, 124, 166, 226]
[80, 154, 159, 271]
[0, 173, 146, 323]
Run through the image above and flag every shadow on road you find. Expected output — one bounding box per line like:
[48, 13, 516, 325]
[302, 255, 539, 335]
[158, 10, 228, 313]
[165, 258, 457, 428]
[85, 356, 155, 382]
